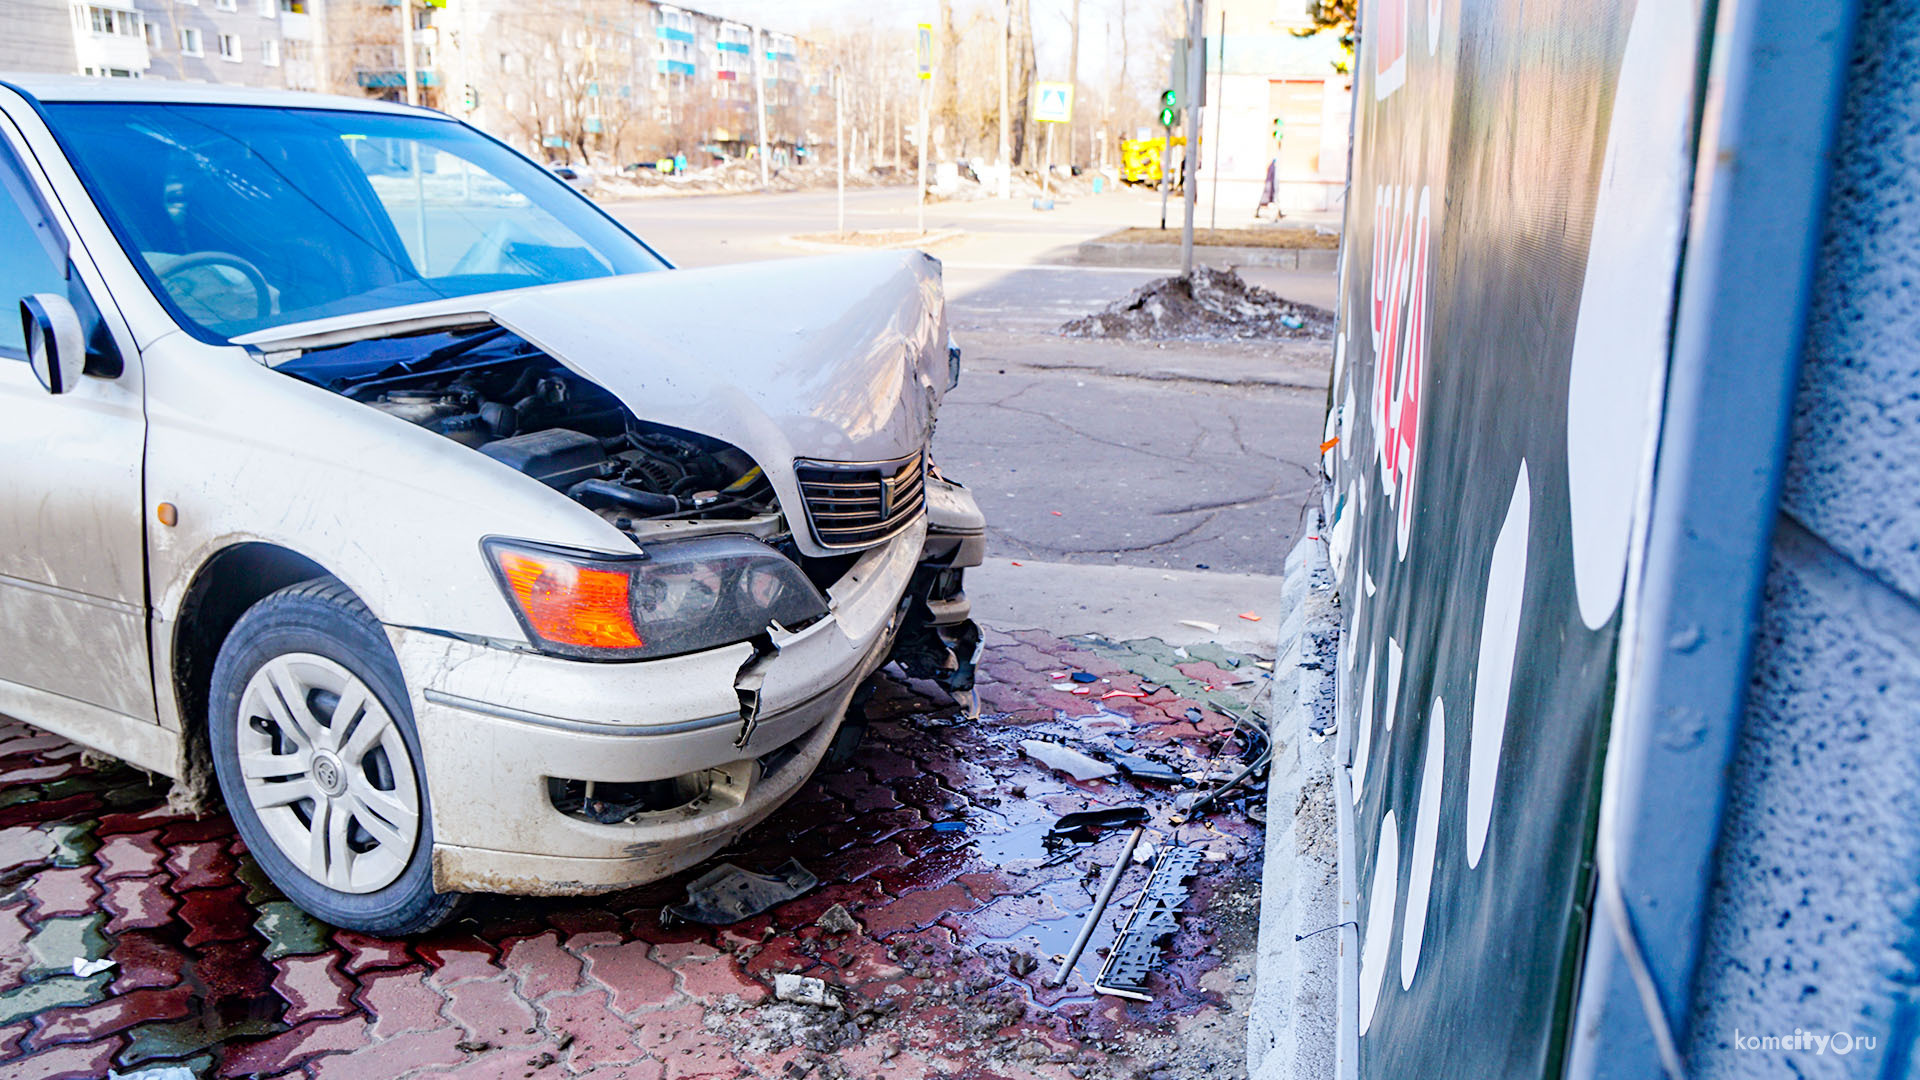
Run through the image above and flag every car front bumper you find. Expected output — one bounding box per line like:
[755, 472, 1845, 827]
[386, 517, 925, 896]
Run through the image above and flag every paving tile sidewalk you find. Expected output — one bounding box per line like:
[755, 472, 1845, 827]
[0, 629, 1271, 1080]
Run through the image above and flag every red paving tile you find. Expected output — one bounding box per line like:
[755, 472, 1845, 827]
[273, 952, 358, 1024]
[441, 974, 541, 1046]
[360, 969, 450, 1039]
[540, 986, 647, 1069]
[0, 631, 1265, 1080]
[582, 940, 680, 1015]
[101, 873, 177, 933]
[5, 1036, 121, 1080]
[220, 1017, 373, 1078]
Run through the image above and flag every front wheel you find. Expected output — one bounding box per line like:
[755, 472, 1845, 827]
[207, 578, 461, 935]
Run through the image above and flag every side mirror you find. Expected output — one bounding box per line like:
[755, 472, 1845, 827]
[21, 293, 84, 395]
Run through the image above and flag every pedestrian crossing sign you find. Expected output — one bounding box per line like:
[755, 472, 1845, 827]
[1035, 82, 1074, 124]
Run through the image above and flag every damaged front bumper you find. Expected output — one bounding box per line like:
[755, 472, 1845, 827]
[389, 518, 926, 896]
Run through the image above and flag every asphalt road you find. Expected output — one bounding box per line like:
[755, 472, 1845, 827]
[602, 186, 1333, 582]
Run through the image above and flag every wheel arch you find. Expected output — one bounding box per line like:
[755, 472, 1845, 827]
[167, 541, 333, 812]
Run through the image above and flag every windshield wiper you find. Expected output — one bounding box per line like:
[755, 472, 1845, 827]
[330, 325, 519, 397]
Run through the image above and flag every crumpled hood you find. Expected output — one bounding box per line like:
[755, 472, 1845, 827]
[244, 250, 949, 557]
[492, 250, 949, 467]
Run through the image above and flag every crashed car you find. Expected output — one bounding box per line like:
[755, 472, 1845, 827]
[0, 78, 983, 933]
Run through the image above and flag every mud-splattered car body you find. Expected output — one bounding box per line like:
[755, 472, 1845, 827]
[0, 78, 981, 930]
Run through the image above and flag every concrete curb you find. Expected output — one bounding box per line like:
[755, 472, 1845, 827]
[1076, 241, 1340, 272]
[1247, 524, 1342, 1080]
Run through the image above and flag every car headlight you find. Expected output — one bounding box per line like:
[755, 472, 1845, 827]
[483, 535, 829, 661]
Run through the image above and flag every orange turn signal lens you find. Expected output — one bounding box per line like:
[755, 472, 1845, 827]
[494, 550, 644, 652]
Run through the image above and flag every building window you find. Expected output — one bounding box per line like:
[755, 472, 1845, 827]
[216, 0, 237, 10]
[87, 6, 141, 37]
[263, 38, 280, 66]
[279, 0, 306, 11]
[180, 27, 203, 55]
[217, 33, 241, 61]
[142, 21, 158, 47]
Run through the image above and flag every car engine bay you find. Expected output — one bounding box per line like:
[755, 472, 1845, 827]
[280, 325, 786, 545]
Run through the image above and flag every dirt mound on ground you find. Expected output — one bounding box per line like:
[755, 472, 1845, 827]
[1060, 265, 1335, 342]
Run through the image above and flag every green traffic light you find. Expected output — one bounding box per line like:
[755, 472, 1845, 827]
[1159, 107, 1177, 128]
[1161, 88, 1177, 109]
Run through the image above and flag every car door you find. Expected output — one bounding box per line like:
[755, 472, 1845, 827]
[0, 114, 154, 722]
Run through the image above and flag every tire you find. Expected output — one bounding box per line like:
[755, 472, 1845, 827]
[207, 577, 462, 935]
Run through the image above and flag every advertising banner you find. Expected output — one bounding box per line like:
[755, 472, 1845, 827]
[1322, 0, 1704, 1073]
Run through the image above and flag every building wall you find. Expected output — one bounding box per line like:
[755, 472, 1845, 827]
[0, 0, 79, 75]
[1195, 0, 1348, 217]
[137, 0, 290, 86]
[1686, 0, 1920, 1072]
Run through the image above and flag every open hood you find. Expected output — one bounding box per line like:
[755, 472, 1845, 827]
[245, 251, 951, 557]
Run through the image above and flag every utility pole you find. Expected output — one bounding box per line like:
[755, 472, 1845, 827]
[836, 70, 846, 235]
[1067, 0, 1080, 168]
[916, 22, 930, 235]
[998, 0, 1011, 199]
[753, 26, 770, 191]
[397, 0, 418, 107]
[1209, 9, 1225, 230]
[1179, 0, 1202, 276]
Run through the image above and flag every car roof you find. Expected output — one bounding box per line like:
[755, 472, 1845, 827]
[0, 75, 441, 118]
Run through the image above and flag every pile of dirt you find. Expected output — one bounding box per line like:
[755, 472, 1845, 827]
[1060, 265, 1336, 342]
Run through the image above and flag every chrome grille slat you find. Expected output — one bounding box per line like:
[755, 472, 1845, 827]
[793, 450, 927, 549]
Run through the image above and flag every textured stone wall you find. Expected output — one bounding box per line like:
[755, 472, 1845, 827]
[1686, 0, 1920, 1072]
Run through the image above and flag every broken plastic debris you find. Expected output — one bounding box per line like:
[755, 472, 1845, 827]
[1319, 436, 1340, 453]
[1051, 806, 1149, 834]
[663, 859, 817, 926]
[1238, 612, 1262, 622]
[1178, 619, 1221, 634]
[772, 973, 838, 1007]
[1072, 687, 1092, 696]
[72, 956, 116, 978]
[931, 820, 969, 833]
[816, 903, 861, 935]
[1051, 510, 1063, 516]
[108, 1069, 198, 1080]
[1050, 671, 1070, 679]
[1134, 840, 1157, 864]
[1100, 690, 1146, 700]
[1108, 751, 1187, 785]
[1021, 740, 1118, 781]
[1069, 672, 1099, 683]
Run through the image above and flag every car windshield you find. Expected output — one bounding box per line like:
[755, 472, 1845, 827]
[41, 102, 666, 341]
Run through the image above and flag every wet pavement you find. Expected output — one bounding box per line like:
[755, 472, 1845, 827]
[0, 628, 1271, 1080]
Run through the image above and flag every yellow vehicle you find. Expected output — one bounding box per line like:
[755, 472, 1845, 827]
[1120, 135, 1187, 186]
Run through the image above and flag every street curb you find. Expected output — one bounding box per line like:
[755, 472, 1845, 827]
[1075, 241, 1340, 272]
[1247, 524, 1342, 1080]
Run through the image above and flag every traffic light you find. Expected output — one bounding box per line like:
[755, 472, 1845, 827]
[1272, 115, 1285, 140]
[463, 85, 479, 111]
[1158, 88, 1177, 128]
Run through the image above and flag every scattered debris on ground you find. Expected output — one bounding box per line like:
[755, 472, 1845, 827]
[0, 629, 1270, 1080]
[1061, 265, 1336, 342]
[663, 858, 818, 926]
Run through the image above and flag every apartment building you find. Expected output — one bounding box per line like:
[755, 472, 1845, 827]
[0, 0, 307, 88]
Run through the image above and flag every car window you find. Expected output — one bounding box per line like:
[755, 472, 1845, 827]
[40, 103, 666, 342]
[0, 143, 70, 357]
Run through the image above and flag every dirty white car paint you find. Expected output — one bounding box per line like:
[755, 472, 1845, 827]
[0, 78, 983, 931]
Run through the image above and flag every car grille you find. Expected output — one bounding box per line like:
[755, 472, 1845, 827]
[793, 451, 927, 549]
